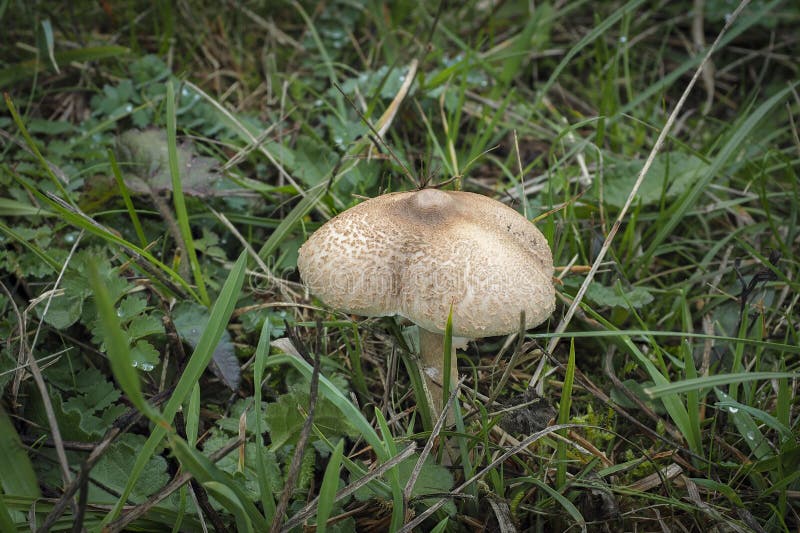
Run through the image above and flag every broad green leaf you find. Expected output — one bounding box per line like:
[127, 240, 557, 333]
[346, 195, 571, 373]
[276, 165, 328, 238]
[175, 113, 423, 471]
[89, 434, 170, 504]
[115, 128, 224, 198]
[597, 153, 709, 209]
[584, 282, 654, 309]
[173, 301, 240, 390]
[265, 385, 358, 451]
[353, 453, 455, 516]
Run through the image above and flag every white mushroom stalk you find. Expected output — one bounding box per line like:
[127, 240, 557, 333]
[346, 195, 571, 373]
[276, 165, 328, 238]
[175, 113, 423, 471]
[297, 188, 555, 424]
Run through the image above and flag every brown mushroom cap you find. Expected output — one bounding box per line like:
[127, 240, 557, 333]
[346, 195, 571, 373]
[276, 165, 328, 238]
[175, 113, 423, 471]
[297, 188, 555, 337]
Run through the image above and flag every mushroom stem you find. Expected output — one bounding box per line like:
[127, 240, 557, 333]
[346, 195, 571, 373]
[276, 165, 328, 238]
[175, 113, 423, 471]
[418, 328, 459, 424]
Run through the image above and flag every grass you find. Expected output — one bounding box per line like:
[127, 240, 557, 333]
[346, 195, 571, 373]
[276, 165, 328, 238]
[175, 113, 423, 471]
[1, 0, 799, 531]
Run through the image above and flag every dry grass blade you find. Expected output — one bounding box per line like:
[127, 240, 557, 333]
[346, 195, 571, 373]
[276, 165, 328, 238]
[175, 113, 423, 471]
[403, 375, 465, 507]
[530, 0, 753, 388]
[627, 463, 683, 492]
[21, 232, 83, 522]
[376, 59, 418, 139]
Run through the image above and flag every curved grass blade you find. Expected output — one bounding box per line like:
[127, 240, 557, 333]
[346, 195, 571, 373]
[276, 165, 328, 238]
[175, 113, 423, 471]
[169, 435, 266, 531]
[315, 439, 344, 533]
[203, 482, 253, 533]
[644, 372, 797, 398]
[166, 81, 209, 305]
[102, 251, 248, 526]
[0, 406, 40, 499]
[253, 319, 277, 522]
[87, 258, 167, 427]
[374, 409, 404, 532]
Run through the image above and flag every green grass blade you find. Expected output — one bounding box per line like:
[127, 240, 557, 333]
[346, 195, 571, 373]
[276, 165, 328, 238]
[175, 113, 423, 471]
[0, 493, 15, 532]
[166, 81, 209, 306]
[185, 383, 200, 445]
[41, 19, 58, 73]
[257, 184, 326, 260]
[108, 148, 147, 248]
[345, 324, 369, 398]
[168, 435, 267, 530]
[644, 82, 798, 261]
[441, 306, 453, 416]
[714, 401, 793, 441]
[4, 94, 71, 201]
[525, 330, 800, 355]
[644, 372, 797, 398]
[202, 482, 253, 533]
[0, 221, 59, 272]
[0, 406, 40, 499]
[556, 339, 576, 489]
[0, 197, 52, 217]
[0, 45, 128, 88]
[374, 409, 404, 532]
[714, 388, 773, 461]
[103, 251, 247, 525]
[315, 439, 344, 533]
[681, 337, 703, 458]
[253, 319, 277, 522]
[531, 477, 586, 532]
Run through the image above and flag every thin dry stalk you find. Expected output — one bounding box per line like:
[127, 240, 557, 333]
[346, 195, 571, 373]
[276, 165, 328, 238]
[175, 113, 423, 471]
[23, 232, 83, 516]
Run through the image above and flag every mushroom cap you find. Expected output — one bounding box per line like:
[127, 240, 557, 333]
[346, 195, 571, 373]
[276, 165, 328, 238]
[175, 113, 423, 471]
[297, 188, 555, 338]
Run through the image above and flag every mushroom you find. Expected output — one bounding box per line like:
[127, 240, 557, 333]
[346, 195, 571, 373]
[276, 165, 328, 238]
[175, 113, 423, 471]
[297, 188, 555, 422]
